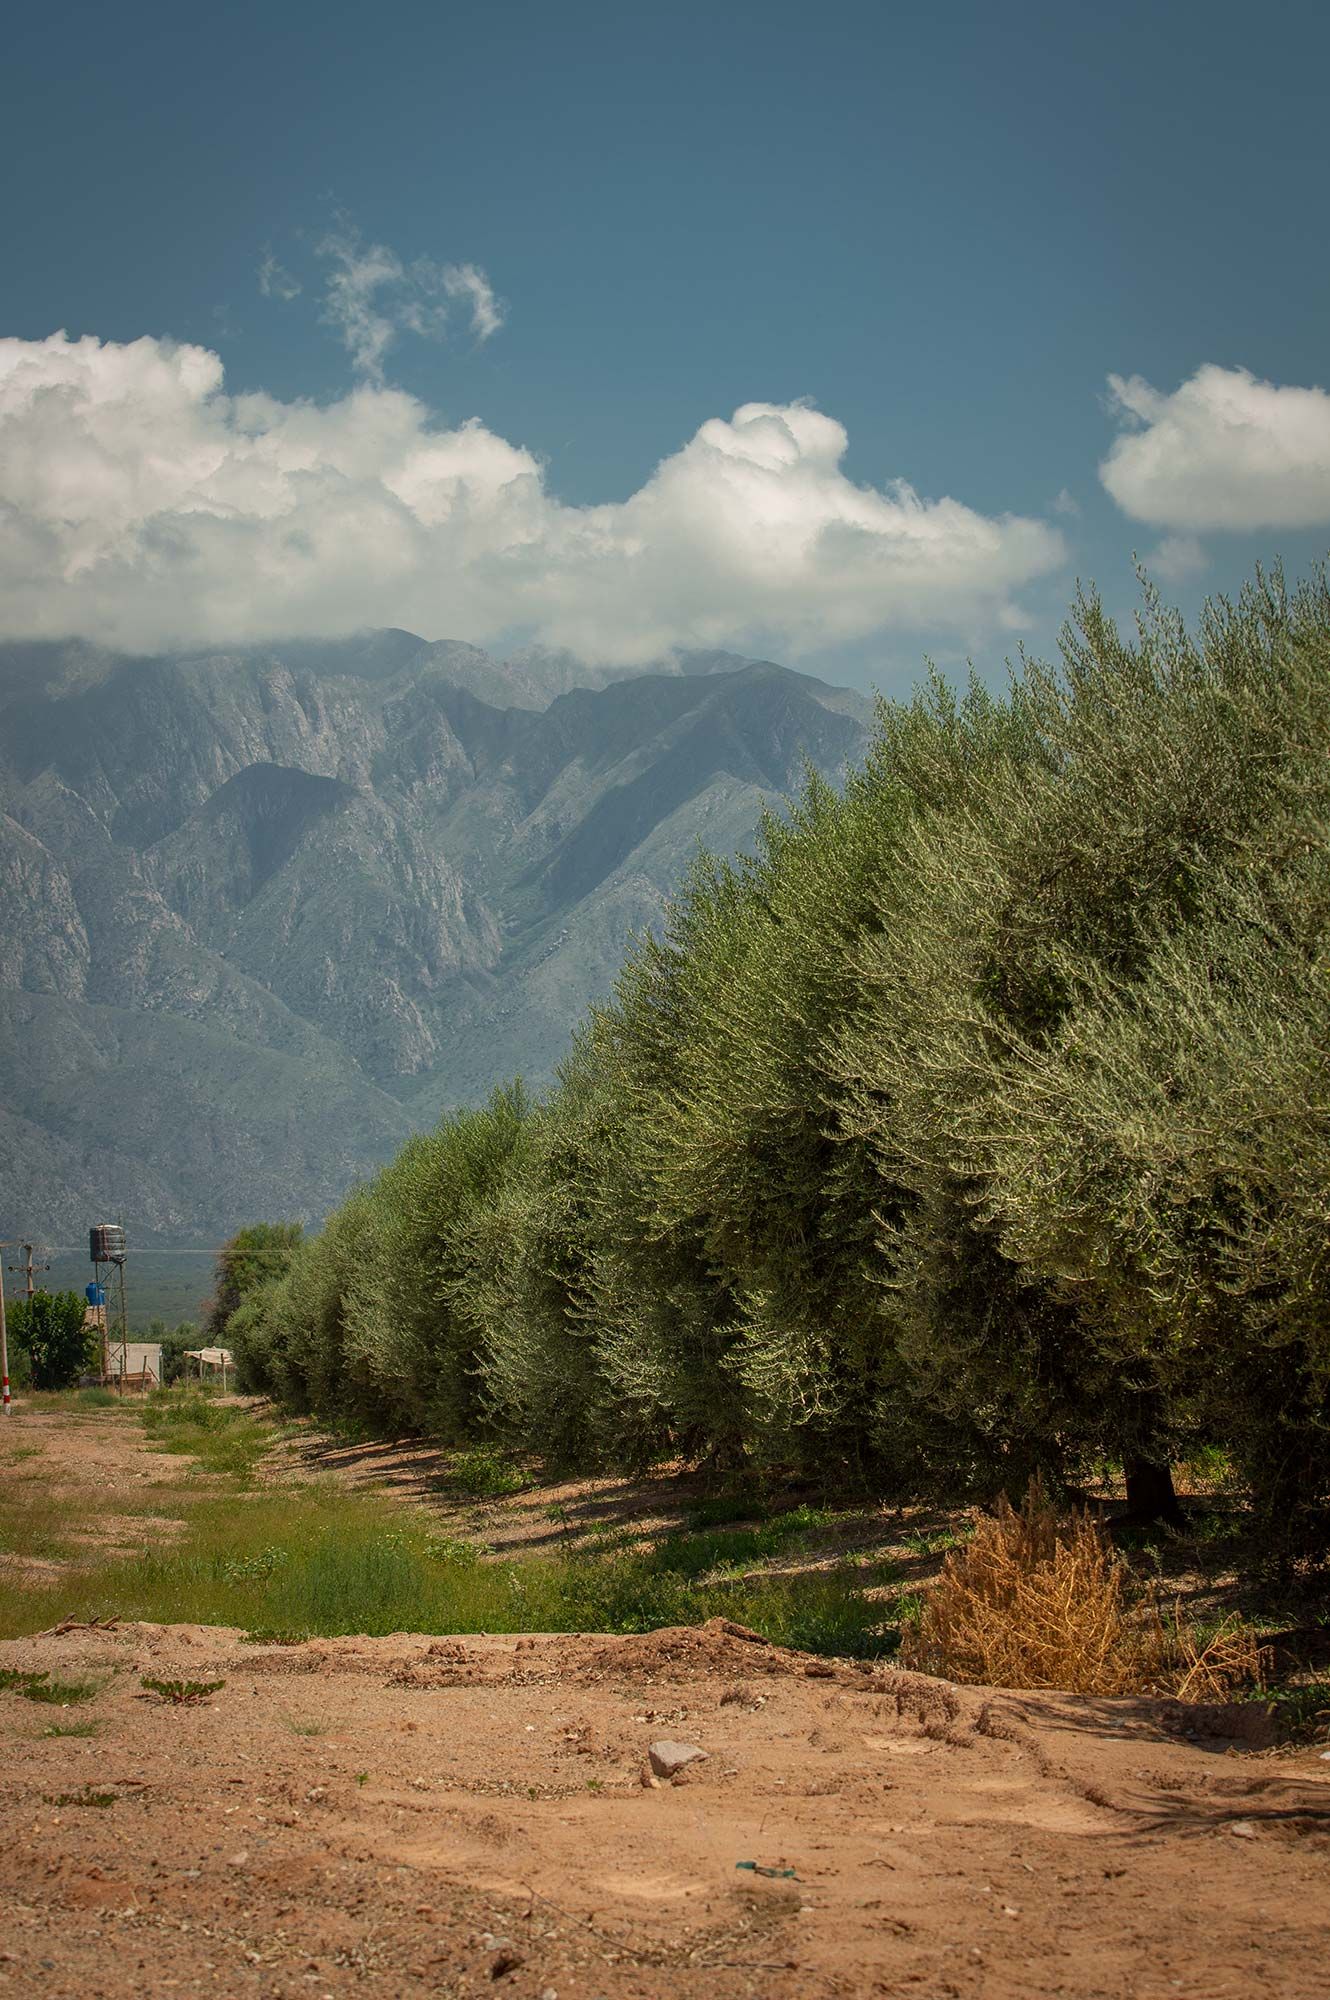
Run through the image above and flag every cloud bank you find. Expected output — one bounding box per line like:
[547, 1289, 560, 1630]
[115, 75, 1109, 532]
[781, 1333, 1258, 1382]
[0, 331, 1064, 662]
[1101, 364, 1330, 532]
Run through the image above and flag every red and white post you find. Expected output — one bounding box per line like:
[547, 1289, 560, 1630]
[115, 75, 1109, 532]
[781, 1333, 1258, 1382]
[0, 1251, 10, 1416]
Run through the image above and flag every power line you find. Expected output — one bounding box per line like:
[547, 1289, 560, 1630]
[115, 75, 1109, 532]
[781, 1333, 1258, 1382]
[6, 1242, 51, 1302]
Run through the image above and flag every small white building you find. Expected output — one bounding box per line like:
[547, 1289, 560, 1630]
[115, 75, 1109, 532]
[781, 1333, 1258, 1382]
[105, 1341, 163, 1386]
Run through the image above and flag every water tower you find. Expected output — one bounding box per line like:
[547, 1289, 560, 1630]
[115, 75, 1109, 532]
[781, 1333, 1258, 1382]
[89, 1223, 128, 1384]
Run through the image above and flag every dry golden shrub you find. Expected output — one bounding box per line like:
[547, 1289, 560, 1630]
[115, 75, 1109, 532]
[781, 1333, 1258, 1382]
[900, 1480, 1266, 1698]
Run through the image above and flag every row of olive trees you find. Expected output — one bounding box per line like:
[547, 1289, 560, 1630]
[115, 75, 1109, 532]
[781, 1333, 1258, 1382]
[229, 565, 1330, 1571]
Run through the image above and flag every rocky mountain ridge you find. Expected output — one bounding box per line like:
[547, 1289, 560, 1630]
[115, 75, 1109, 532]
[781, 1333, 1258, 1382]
[0, 633, 868, 1243]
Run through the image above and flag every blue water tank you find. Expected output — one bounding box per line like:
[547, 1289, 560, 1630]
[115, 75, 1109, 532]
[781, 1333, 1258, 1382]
[86, 1283, 106, 1306]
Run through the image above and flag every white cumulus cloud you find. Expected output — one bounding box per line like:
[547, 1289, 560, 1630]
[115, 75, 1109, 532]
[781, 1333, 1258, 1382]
[0, 331, 1064, 662]
[1100, 364, 1330, 531]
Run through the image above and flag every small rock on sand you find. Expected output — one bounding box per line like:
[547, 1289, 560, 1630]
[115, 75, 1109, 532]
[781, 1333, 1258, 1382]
[648, 1740, 708, 1779]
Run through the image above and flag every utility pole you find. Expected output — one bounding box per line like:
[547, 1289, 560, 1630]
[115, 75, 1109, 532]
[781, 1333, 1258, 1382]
[1, 1241, 54, 1412]
[0, 1243, 12, 1416]
[6, 1242, 49, 1302]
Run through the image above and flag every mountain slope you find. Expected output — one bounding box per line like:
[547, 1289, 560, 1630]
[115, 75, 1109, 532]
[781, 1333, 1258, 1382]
[0, 634, 868, 1242]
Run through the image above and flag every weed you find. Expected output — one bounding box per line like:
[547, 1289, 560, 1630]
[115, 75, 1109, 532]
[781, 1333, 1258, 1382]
[220, 1547, 288, 1584]
[77, 1389, 118, 1409]
[355, 1770, 368, 1786]
[21, 1676, 99, 1705]
[440, 1446, 529, 1500]
[1177, 1509, 1236, 1549]
[40, 1720, 100, 1739]
[425, 1535, 482, 1566]
[1260, 1681, 1330, 1745]
[284, 1714, 329, 1737]
[902, 1526, 967, 1559]
[140, 1677, 225, 1705]
[48, 1787, 117, 1809]
[0, 1667, 42, 1691]
[240, 1627, 311, 1646]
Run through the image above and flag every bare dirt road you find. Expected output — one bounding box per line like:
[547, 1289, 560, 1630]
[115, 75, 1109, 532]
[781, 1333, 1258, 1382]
[1, 1406, 1328, 2000]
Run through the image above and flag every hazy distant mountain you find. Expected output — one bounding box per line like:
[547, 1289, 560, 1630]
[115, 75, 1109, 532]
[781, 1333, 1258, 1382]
[0, 633, 868, 1244]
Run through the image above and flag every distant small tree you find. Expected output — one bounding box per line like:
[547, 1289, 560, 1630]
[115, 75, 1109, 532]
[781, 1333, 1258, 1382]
[10, 1290, 96, 1391]
[205, 1223, 304, 1346]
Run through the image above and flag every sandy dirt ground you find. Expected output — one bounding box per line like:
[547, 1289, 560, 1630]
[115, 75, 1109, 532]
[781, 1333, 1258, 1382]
[2, 1408, 1329, 2000]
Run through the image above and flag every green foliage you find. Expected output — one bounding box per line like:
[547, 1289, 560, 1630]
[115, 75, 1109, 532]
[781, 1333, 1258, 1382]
[139, 1320, 201, 1386]
[204, 1221, 303, 1351]
[6, 1291, 96, 1391]
[213, 561, 1330, 1587]
[1261, 1681, 1330, 1744]
[141, 1677, 225, 1704]
[440, 1445, 529, 1499]
[20, 1675, 99, 1705]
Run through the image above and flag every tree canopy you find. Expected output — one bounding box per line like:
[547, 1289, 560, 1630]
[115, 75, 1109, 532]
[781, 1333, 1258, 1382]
[222, 563, 1330, 1579]
[8, 1290, 95, 1391]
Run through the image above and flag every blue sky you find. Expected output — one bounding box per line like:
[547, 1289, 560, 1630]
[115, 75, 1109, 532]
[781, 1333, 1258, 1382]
[5, 0, 1330, 692]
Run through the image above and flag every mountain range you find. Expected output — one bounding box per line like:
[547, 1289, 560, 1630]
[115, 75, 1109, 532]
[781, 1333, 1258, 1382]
[0, 632, 868, 1244]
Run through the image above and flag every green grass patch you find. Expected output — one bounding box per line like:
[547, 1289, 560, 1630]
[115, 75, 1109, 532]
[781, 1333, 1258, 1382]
[41, 1719, 100, 1738]
[0, 1473, 886, 1657]
[0, 1397, 884, 1658]
[7, 1389, 135, 1416]
[554, 1545, 884, 1655]
[684, 1495, 770, 1529]
[0, 1484, 88, 1563]
[901, 1525, 968, 1559]
[141, 1393, 273, 1483]
[646, 1505, 834, 1581]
